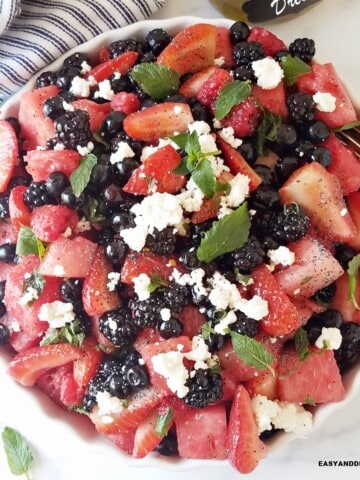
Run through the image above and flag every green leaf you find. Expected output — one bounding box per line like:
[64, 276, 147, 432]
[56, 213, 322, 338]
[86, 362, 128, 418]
[148, 272, 168, 294]
[303, 395, 315, 406]
[333, 120, 360, 132]
[294, 328, 310, 361]
[2, 427, 34, 478]
[23, 269, 46, 306]
[16, 225, 46, 259]
[215, 80, 252, 120]
[192, 158, 216, 198]
[155, 407, 173, 436]
[82, 197, 106, 224]
[280, 55, 312, 86]
[229, 331, 275, 374]
[196, 202, 250, 263]
[40, 318, 85, 347]
[255, 109, 282, 156]
[347, 254, 360, 309]
[130, 63, 180, 100]
[201, 321, 216, 341]
[70, 153, 97, 198]
[173, 157, 191, 175]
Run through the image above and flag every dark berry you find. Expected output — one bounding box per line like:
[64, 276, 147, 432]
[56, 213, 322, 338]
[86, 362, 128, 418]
[104, 237, 127, 265]
[274, 156, 299, 185]
[43, 96, 68, 120]
[304, 309, 343, 345]
[205, 331, 226, 353]
[274, 49, 290, 62]
[99, 111, 126, 142]
[334, 243, 356, 269]
[229, 22, 250, 44]
[0, 243, 17, 264]
[110, 211, 135, 232]
[229, 236, 265, 274]
[108, 374, 133, 398]
[0, 281, 5, 302]
[163, 284, 190, 312]
[125, 365, 150, 389]
[249, 185, 280, 211]
[274, 123, 297, 149]
[293, 140, 314, 159]
[304, 120, 330, 143]
[5, 117, 21, 137]
[0, 323, 10, 345]
[268, 203, 310, 244]
[60, 279, 83, 308]
[0, 195, 9, 219]
[232, 41, 265, 66]
[56, 64, 81, 90]
[158, 317, 184, 339]
[60, 186, 86, 210]
[99, 307, 139, 348]
[130, 293, 167, 329]
[183, 368, 223, 409]
[306, 146, 332, 167]
[237, 141, 257, 165]
[335, 322, 360, 372]
[0, 303, 6, 319]
[45, 171, 69, 199]
[108, 38, 145, 58]
[24, 181, 56, 209]
[287, 92, 316, 125]
[36, 71, 57, 88]
[179, 247, 202, 270]
[189, 101, 212, 123]
[145, 227, 177, 255]
[63, 52, 90, 69]
[155, 432, 178, 456]
[55, 110, 91, 149]
[289, 38, 316, 63]
[112, 158, 140, 186]
[230, 311, 259, 337]
[253, 164, 274, 185]
[312, 282, 337, 305]
[233, 65, 254, 81]
[109, 73, 133, 93]
[146, 28, 172, 55]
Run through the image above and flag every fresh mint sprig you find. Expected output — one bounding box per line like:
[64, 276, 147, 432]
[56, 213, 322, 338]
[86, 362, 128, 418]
[294, 328, 310, 361]
[70, 153, 97, 198]
[215, 80, 252, 120]
[130, 63, 180, 100]
[16, 225, 46, 259]
[2, 427, 34, 479]
[155, 407, 173, 436]
[280, 55, 312, 86]
[229, 331, 275, 375]
[347, 254, 360, 309]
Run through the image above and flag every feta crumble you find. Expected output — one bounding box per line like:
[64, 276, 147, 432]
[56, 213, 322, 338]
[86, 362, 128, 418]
[160, 308, 171, 321]
[252, 57, 284, 90]
[132, 273, 151, 301]
[267, 246, 295, 267]
[96, 391, 124, 416]
[315, 327, 342, 350]
[38, 301, 75, 328]
[77, 141, 94, 156]
[218, 126, 242, 149]
[69, 76, 91, 97]
[94, 79, 115, 100]
[110, 141, 135, 164]
[19, 286, 39, 306]
[313, 91, 336, 113]
[152, 350, 190, 398]
[107, 272, 121, 292]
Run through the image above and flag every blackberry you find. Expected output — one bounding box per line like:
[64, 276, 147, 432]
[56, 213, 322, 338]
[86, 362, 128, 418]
[289, 37, 315, 63]
[233, 65, 254, 82]
[23, 181, 56, 209]
[108, 38, 145, 58]
[304, 309, 343, 345]
[155, 431, 178, 456]
[0, 243, 17, 264]
[63, 52, 90, 69]
[54, 110, 91, 149]
[146, 28, 172, 55]
[99, 307, 139, 348]
[36, 70, 57, 88]
[335, 322, 360, 372]
[130, 293, 167, 329]
[183, 368, 223, 409]
[56, 64, 82, 90]
[230, 311, 259, 337]
[268, 203, 310, 244]
[158, 316, 184, 339]
[0, 323, 10, 345]
[287, 92, 316, 125]
[229, 22, 250, 44]
[163, 284, 190, 312]
[145, 227, 177, 255]
[232, 41, 265, 67]
[230, 236, 265, 274]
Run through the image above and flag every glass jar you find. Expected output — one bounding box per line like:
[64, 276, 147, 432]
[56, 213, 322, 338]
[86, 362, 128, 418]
[210, 0, 322, 23]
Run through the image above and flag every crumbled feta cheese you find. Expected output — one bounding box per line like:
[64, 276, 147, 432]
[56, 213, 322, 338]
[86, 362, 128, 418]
[80, 60, 92, 75]
[177, 177, 205, 213]
[267, 246, 295, 267]
[184, 335, 212, 370]
[214, 56, 225, 66]
[218, 173, 250, 217]
[19, 287, 39, 306]
[293, 288, 301, 296]
[214, 310, 238, 335]
[213, 118, 222, 129]
[132, 273, 151, 301]
[38, 301, 75, 328]
[252, 395, 281, 433]
[69, 76, 91, 97]
[160, 308, 171, 321]
[77, 141, 94, 156]
[218, 126, 242, 149]
[315, 327, 342, 350]
[140, 138, 179, 162]
[62, 101, 75, 112]
[252, 57, 284, 90]
[9, 321, 21, 333]
[96, 391, 124, 416]
[120, 225, 149, 252]
[110, 141, 135, 164]
[236, 295, 269, 321]
[152, 350, 190, 398]
[107, 272, 121, 292]
[313, 91, 336, 112]
[62, 226, 72, 238]
[188, 120, 212, 136]
[53, 142, 65, 151]
[172, 268, 208, 298]
[340, 208, 348, 217]
[53, 265, 66, 276]
[94, 79, 115, 100]
[208, 272, 242, 310]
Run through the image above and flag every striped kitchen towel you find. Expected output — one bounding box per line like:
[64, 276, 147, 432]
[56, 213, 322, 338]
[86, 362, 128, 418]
[0, 0, 166, 105]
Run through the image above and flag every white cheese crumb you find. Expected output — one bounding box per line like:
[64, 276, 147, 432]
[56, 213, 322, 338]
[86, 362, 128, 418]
[177, 177, 205, 213]
[183, 335, 212, 370]
[160, 308, 171, 321]
[218, 126, 242, 149]
[252, 57, 284, 90]
[152, 351, 189, 398]
[19, 286, 39, 306]
[218, 173, 250, 218]
[214, 56, 225, 66]
[267, 246, 295, 267]
[107, 272, 121, 292]
[96, 391, 124, 416]
[110, 141, 135, 164]
[214, 310, 238, 335]
[38, 301, 75, 328]
[315, 327, 342, 350]
[9, 321, 21, 333]
[53, 142, 65, 151]
[80, 60, 92, 75]
[69, 76, 91, 97]
[132, 273, 151, 301]
[94, 79, 115, 100]
[62, 101, 75, 112]
[62, 226, 72, 238]
[77, 141, 94, 156]
[313, 91, 336, 112]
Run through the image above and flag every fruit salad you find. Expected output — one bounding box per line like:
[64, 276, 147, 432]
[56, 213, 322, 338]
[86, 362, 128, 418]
[1, 19, 360, 475]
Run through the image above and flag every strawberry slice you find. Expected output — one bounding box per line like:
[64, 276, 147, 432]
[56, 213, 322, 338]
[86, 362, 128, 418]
[123, 145, 186, 195]
[8, 185, 31, 234]
[279, 161, 356, 243]
[157, 23, 217, 76]
[73, 339, 104, 389]
[215, 27, 235, 67]
[347, 191, 360, 251]
[110, 92, 141, 115]
[86, 51, 139, 82]
[120, 251, 180, 285]
[8, 343, 83, 387]
[179, 66, 217, 98]
[108, 431, 136, 455]
[247, 27, 286, 56]
[82, 247, 121, 317]
[245, 369, 278, 400]
[221, 98, 260, 138]
[123, 102, 193, 143]
[227, 385, 267, 474]
[0, 120, 18, 193]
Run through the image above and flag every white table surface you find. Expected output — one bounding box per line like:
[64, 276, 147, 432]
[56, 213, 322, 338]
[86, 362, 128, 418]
[1, 1, 360, 479]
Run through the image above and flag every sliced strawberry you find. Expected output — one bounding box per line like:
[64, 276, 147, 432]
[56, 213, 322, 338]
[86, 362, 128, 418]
[227, 384, 267, 474]
[120, 251, 180, 285]
[252, 81, 288, 117]
[217, 136, 262, 191]
[8, 185, 31, 234]
[248, 27, 286, 56]
[221, 98, 260, 138]
[215, 26, 235, 67]
[90, 385, 167, 435]
[279, 161, 356, 243]
[110, 92, 141, 115]
[73, 340, 104, 389]
[332, 272, 360, 324]
[8, 343, 83, 387]
[190, 192, 222, 224]
[71, 99, 111, 132]
[347, 191, 360, 251]
[179, 66, 217, 98]
[197, 68, 233, 110]
[39, 236, 98, 278]
[157, 23, 217, 76]
[24, 149, 81, 181]
[108, 431, 136, 455]
[30, 205, 79, 242]
[133, 403, 174, 458]
[277, 345, 345, 404]
[123, 102, 193, 143]
[82, 246, 121, 317]
[37, 363, 74, 407]
[123, 145, 185, 195]
[251, 264, 302, 337]
[86, 51, 139, 82]
[0, 120, 18, 193]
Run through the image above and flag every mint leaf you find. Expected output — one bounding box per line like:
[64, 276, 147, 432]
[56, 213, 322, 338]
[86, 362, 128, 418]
[196, 202, 250, 263]
[294, 328, 310, 361]
[229, 331, 275, 374]
[83, 197, 106, 224]
[334, 120, 360, 132]
[23, 269, 46, 306]
[255, 109, 282, 155]
[130, 63, 180, 100]
[215, 80, 251, 120]
[148, 272, 168, 294]
[155, 407, 173, 436]
[192, 158, 216, 198]
[40, 318, 85, 347]
[2, 427, 34, 478]
[201, 321, 216, 341]
[16, 226, 46, 259]
[280, 55, 312, 86]
[70, 153, 97, 198]
[347, 254, 360, 309]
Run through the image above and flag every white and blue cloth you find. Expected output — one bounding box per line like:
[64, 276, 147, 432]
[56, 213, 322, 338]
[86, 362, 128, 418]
[0, 0, 166, 105]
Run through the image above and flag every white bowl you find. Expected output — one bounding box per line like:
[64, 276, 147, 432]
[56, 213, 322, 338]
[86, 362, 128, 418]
[1, 16, 360, 480]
